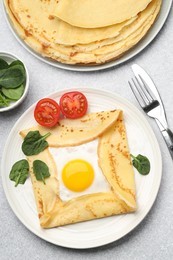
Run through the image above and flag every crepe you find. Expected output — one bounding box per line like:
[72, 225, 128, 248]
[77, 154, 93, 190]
[46, 0, 161, 64]
[53, 0, 152, 28]
[5, 0, 136, 52]
[70, 0, 158, 53]
[98, 113, 136, 208]
[54, 16, 138, 46]
[20, 110, 136, 228]
[20, 110, 121, 147]
[5, 0, 162, 65]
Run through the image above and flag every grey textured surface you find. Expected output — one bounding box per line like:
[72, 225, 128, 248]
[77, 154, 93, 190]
[0, 3, 173, 260]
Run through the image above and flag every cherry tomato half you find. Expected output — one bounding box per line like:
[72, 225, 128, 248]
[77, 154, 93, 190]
[34, 98, 60, 128]
[60, 91, 88, 119]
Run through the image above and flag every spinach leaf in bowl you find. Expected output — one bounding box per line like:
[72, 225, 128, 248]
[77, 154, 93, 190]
[1, 84, 25, 100]
[0, 93, 10, 107]
[0, 58, 8, 70]
[0, 65, 26, 89]
[9, 60, 25, 69]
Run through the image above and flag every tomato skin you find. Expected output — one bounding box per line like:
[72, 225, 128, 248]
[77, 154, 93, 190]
[60, 91, 88, 119]
[34, 98, 60, 128]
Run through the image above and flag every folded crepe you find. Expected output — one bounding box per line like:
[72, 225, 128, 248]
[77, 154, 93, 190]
[20, 110, 136, 228]
[53, 0, 152, 28]
[5, 0, 162, 65]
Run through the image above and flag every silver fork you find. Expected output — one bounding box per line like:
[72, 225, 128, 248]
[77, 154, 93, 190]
[128, 73, 173, 159]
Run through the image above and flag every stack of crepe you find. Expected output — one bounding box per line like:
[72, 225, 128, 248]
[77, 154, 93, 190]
[5, 0, 162, 65]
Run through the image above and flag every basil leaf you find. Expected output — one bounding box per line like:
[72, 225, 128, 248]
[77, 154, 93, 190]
[0, 93, 10, 107]
[131, 154, 150, 175]
[33, 160, 50, 184]
[9, 159, 29, 187]
[1, 84, 24, 100]
[22, 131, 51, 156]
[0, 65, 26, 88]
[0, 58, 8, 70]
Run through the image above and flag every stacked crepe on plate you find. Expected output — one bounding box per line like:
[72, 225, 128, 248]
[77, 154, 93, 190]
[5, 0, 162, 65]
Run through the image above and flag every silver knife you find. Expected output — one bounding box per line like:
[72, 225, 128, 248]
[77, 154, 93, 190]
[131, 64, 173, 159]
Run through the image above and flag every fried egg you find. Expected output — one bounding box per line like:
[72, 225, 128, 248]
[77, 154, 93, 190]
[62, 159, 95, 192]
[50, 139, 111, 201]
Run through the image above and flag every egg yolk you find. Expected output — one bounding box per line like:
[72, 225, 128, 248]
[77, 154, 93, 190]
[62, 159, 94, 192]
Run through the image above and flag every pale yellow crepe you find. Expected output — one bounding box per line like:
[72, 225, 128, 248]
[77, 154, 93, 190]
[55, 16, 137, 46]
[53, 0, 152, 28]
[20, 110, 121, 147]
[98, 113, 136, 208]
[44, 0, 161, 64]
[5, 0, 161, 65]
[72, 0, 158, 53]
[20, 110, 136, 228]
[7, 0, 60, 45]
[6, 0, 135, 53]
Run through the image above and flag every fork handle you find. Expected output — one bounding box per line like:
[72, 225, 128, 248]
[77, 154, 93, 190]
[161, 128, 173, 159]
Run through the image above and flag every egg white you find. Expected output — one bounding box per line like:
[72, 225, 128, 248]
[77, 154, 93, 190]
[50, 139, 111, 201]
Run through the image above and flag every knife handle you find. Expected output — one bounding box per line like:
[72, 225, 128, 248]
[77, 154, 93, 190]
[161, 128, 173, 159]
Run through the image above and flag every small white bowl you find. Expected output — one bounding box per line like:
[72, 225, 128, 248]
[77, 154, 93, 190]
[0, 51, 29, 112]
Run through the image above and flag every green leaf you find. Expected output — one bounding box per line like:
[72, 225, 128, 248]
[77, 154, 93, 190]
[33, 160, 50, 184]
[0, 65, 26, 88]
[9, 60, 25, 69]
[22, 131, 51, 156]
[1, 84, 24, 100]
[131, 154, 150, 175]
[0, 68, 7, 78]
[0, 58, 8, 70]
[9, 159, 29, 187]
[0, 93, 10, 107]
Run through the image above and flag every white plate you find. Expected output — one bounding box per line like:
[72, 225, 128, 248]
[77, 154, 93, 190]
[1, 88, 162, 249]
[2, 0, 172, 72]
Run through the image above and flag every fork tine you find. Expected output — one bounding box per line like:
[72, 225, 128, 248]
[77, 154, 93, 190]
[131, 77, 150, 106]
[134, 76, 151, 104]
[128, 80, 146, 107]
[138, 75, 155, 102]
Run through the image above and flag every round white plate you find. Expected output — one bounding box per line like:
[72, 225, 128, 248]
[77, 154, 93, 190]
[2, 0, 172, 72]
[1, 88, 162, 249]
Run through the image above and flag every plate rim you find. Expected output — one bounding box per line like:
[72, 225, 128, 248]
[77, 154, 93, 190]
[2, 0, 173, 72]
[1, 87, 162, 249]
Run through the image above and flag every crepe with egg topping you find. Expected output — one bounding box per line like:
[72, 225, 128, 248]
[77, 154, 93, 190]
[20, 110, 136, 228]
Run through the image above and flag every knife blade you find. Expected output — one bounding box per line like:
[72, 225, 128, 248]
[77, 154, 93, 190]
[131, 64, 173, 159]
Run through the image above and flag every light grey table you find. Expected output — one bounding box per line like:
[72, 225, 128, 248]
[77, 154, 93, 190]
[0, 4, 173, 260]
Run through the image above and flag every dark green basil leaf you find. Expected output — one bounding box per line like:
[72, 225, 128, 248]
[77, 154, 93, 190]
[33, 160, 50, 184]
[131, 154, 150, 175]
[1, 84, 24, 100]
[22, 131, 51, 156]
[0, 58, 8, 70]
[9, 159, 29, 187]
[0, 65, 25, 88]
